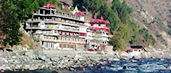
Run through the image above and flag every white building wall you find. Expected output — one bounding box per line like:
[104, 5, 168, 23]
[80, 16, 84, 21]
[79, 27, 87, 33]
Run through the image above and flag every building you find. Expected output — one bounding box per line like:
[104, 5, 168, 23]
[86, 16, 111, 50]
[126, 46, 145, 58]
[25, 4, 87, 50]
[25, 4, 112, 50]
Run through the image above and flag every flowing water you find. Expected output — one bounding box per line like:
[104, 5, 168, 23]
[4, 58, 171, 73]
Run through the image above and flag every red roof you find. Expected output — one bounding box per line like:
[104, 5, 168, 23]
[90, 16, 110, 25]
[76, 12, 85, 16]
[88, 49, 95, 51]
[79, 33, 87, 36]
[43, 4, 56, 9]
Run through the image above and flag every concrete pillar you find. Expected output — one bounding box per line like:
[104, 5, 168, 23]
[38, 9, 40, 14]
[50, 9, 52, 15]
[54, 10, 56, 15]
[43, 10, 45, 15]
[38, 17, 40, 20]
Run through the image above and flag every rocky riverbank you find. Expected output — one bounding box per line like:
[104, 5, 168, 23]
[0, 48, 170, 72]
[0, 49, 119, 72]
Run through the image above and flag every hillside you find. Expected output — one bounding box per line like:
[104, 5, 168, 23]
[124, 0, 171, 49]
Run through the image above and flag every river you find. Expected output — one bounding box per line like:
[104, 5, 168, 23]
[3, 58, 171, 73]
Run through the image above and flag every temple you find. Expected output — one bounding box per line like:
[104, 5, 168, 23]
[25, 4, 112, 50]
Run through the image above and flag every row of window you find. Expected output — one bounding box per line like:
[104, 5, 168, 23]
[43, 35, 85, 42]
[91, 24, 107, 27]
[33, 17, 84, 26]
[42, 42, 76, 49]
[36, 9, 82, 20]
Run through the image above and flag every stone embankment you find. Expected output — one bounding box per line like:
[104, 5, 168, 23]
[0, 49, 119, 71]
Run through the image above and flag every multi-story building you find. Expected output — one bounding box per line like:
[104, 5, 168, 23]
[86, 16, 111, 50]
[25, 4, 87, 50]
[25, 4, 112, 50]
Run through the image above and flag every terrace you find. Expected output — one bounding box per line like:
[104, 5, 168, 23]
[27, 17, 85, 26]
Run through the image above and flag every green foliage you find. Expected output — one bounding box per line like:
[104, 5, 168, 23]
[1, 0, 50, 46]
[101, 0, 133, 50]
[138, 28, 156, 46]
[37, 0, 48, 7]
[139, 28, 147, 34]
[99, 4, 121, 32]
[112, 0, 121, 12]
[70, 7, 74, 11]
[73, 0, 84, 10]
[73, 0, 103, 17]
[73, 0, 134, 50]
[50, 0, 56, 6]
[2, 0, 22, 46]
[112, 0, 132, 23]
[58, 3, 63, 10]
[83, 0, 103, 11]
[109, 36, 125, 51]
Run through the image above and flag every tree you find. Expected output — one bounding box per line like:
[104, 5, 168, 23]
[50, 0, 57, 6]
[2, 0, 22, 46]
[37, 0, 48, 7]
[73, 0, 103, 18]
[1, 0, 47, 46]
[112, 0, 121, 12]
[112, 0, 132, 23]
[84, 0, 103, 18]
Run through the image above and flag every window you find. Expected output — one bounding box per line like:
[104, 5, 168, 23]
[63, 44, 66, 48]
[59, 44, 63, 48]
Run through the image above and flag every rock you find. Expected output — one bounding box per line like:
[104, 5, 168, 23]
[0, 65, 11, 70]
[113, 58, 120, 61]
[81, 68, 85, 71]
[123, 66, 127, 69]
[37, 56, 50, 62]
[52, 70, 58, 73]
[130, 59, 137, 62]
[25, 52, 36, 59]
[69, 67, 75, 71]
[22, 48, 28, 51]
[167, 66, 171, 70]
[5, 48, 13, 52]
[24, 64, 30, 69]
[12, 56, 17, 59]
[75, 55, 83, 60]
[0, 57, 8, 64]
